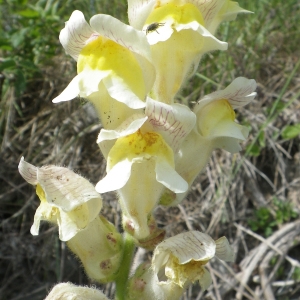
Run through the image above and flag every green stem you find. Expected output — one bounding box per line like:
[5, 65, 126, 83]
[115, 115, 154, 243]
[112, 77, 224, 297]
[115, 233, 136, 300]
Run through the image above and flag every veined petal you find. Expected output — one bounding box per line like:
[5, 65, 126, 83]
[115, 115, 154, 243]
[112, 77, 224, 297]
[145, 98, 196, 151]
[18, 157, 38, 185]
[207, 0, 252, 34]
[153, 231, 216, 274]
[90, 14, 153, 62]
[128, 0, 156, 29]
[155, 159, 188, 193]
[195, 77, 257, 111]
[95, 159, 132, 193]
[189, 0, 226, 29]
[59, 10, 96, 61]
[20, 159, 102, 242]
[36, 166, 102, 211]
[143, 3, 227, 52]
[152, 231, 234, 291]
[215, 236, 235, 262]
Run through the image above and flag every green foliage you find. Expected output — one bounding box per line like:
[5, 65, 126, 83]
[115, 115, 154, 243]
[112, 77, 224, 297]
[292, 267, 300, 280]
[248, 198, 298, 237]
[281, 124, 300, 140]
[0, 0, 128, 97]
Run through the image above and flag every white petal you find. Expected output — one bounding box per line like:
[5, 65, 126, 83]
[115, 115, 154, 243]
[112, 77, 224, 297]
[95, 160, 132, 193]
[198, 267, 212, 291]
[155, 160, 188, 193]
[188, 0, 225, 29]
[145, 98, 196, 151]
[30, 205, 44, 235]
[215, 236, 235, 262]
[97, 116, 148, 143]
[52, 69, 110, 103]
[210, 120, 249, 140]
[127, 0, 156, 29]
[176, 21, 228, 52]
[52, 74, 81, 103]
[57, 210, 80, 241]
[196, 77, 257, 111]
[60, 10, 95, 61]
[153, 231, 216, 268]
[103, 75, 146, 109]
[18, 157, 38, 185]
[208, 1, 252, 34]
[212, 136, 242, 153]
[37, 166, 102, 211]
[145, 21, 174, 45]
[90, 14, 152, 62]
[45, 283, 110, 300]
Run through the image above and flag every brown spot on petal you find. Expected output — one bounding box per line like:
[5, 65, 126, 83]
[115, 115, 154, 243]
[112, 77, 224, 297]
[134, 278, 146, 292]
[100, 259, 112, 270]
[106, 232, 116, 244]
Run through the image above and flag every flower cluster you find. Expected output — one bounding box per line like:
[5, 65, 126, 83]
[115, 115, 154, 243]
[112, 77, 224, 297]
[19, 1, 256, 299]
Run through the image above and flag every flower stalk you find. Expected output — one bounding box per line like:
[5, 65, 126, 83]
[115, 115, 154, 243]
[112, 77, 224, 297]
[115, 233, 136, 300]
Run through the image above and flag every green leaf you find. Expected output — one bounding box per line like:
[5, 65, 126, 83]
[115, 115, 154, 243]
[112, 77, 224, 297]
[11, 28, 29, 48]
[0, 59, 16, 71]
[258, 131, 266, 147]
[281, 124, 300, 140]
[18, 9, 40, 18]
[246, 143, 261, 157]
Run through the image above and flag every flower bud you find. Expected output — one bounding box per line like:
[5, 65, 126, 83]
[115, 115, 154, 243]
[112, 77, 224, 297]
[44, 282, 109, 300]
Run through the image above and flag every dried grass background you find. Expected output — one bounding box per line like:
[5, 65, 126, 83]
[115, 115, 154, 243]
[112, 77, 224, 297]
[1, 1, 300, 299]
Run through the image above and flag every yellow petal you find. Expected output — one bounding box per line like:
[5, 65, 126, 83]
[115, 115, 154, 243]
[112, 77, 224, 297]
[78, 36, 146, 99]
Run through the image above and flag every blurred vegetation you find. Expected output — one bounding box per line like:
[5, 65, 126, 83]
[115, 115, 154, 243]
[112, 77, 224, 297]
[0, 0, 299, 299]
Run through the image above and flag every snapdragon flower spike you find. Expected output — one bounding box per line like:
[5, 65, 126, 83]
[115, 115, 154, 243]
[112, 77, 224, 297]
[44, 283, 109, 300]
[18, 157, 102, 241]
[128, 0, 228, 104]
[160, 77, 257, 206]
[53, 10, 155, 129]
[96, 98, 196, 239]
[152, 231, 234, 291]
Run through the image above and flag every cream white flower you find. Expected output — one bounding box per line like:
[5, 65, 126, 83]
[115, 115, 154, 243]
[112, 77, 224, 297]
[160, 77, 257, 206]
[95, 98, 196, 239]
[128, 262, 184, 300]
[18, 157, 102, 241]
[128, 0, 235, 104]
[44, 282, 109, 300]
[128, 0, 250, 35]
[53, 10, 155, 129]
[152, 231, 234, 291]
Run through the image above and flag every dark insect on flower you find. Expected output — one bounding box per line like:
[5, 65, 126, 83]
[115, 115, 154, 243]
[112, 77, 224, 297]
[146, 22, 165, 34]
